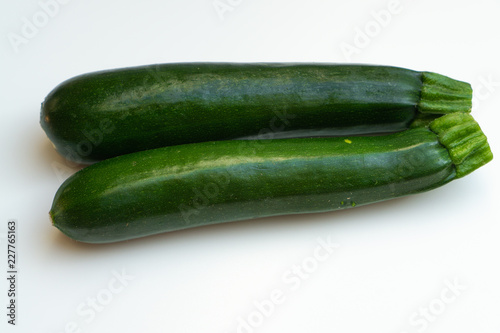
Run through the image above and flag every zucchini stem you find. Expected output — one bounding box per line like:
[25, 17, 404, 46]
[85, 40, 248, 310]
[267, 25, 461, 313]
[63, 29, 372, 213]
[419, 72, 472, 114]
[430, 113, 493, 178]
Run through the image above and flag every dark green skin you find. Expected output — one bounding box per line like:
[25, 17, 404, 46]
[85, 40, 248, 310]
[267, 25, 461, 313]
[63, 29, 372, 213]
[41, 63, 423, 163]
[51, 127, 456, 243]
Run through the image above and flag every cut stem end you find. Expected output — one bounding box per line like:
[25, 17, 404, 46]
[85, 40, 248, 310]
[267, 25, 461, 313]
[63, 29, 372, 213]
[430, 113, 493, 178]
[418, 72, 473, 115]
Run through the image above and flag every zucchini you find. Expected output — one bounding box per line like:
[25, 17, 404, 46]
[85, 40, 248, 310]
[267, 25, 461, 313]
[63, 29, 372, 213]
[50, 113, 492, 243]
[40, 63, 472, 163]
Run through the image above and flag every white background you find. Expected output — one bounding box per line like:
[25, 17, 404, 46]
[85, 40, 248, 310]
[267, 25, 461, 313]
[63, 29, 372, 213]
[1, 0, 500, 332]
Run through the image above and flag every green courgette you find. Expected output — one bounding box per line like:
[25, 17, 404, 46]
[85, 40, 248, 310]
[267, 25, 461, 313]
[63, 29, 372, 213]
[50, 113, 492, 243]
[40, 63, 472, 163]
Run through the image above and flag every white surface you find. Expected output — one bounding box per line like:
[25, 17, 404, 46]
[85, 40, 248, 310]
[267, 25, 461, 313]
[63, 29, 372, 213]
[1, 0, 499, 332]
